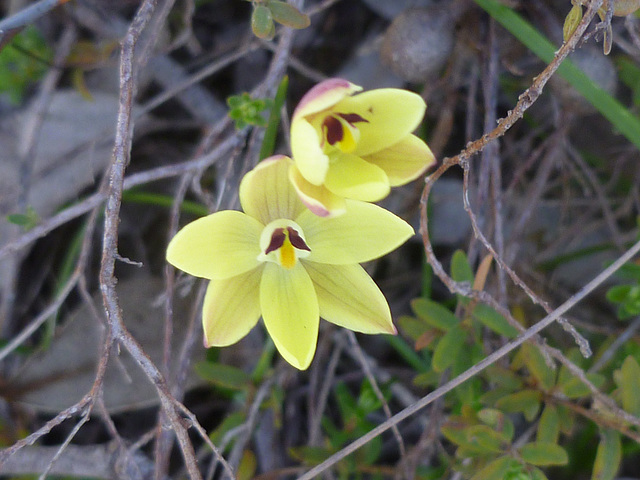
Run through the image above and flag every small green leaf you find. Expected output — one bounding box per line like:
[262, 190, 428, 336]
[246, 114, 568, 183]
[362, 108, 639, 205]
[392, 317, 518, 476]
[560, 373, 605, 399]
[7, 205, 39, 230]
[606, 284, 633, 303]
[432, 324, 466, 372]
[195, 362, 251, 390]
[251, 4, 275, 39]
[562, 3, 583, 42]
[591, 429, 621, 480]
[618, 355, 640, 416]
[209, 411, 246, 446]
[397, 315, 429, 341]
[495, 390, 542, 421]
[519, 442, 568, 466]
[528, 466, 550, 480]
[477, 408, 514, 442]
[465, 425, 507, 454]
[237, 450, 257, 480]
[472, 456, 521, 480]
[521, 343, 556, 391]
[556, 404, 575, 434]
[536, 405, 559, 444]
[472, 304, 519, 338]
[411, 298, 460, 331]
[288, 446, 333, 465]
[451, 249, 474, 283]
[485, 366, 524, 391]
[267, 0, 310, 29]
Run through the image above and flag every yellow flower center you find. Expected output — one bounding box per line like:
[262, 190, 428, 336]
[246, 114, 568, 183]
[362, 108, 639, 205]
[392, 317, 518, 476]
[320, 113, 368, 154]
[258, 219, 311, 269]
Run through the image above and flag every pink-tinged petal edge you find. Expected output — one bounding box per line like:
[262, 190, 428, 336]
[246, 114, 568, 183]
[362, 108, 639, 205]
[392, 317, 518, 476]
[292, 78, 362, 120]
[289, 164, 347, 218]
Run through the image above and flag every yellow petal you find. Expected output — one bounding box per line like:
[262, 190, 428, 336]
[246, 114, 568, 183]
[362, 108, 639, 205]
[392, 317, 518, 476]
[297, 199, 414, 264]
[260, 262, 319, 370]
[289, 164, 346, 217]
[167, 211, 262, 279]
[323, 152, 390, 202]
[290, 117, 329, 186]
[292, 78, 361, 120]
[239, 155, 306, 224]
[202, 268, 263, 347]
[335, 89, 426, 156]
[304, 262, 395, 334]
[364, 134, 436, 186]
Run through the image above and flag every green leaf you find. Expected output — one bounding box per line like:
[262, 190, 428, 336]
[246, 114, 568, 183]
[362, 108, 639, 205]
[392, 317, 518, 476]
[536, 405, 559, 444]
[288, 445, 333, 465]
[519, 442, 568, 466]
[397, 315, 429, 341]
[528, 466, 550, 480]
[591, 429, 621, 480]
[237, 450, 257, 480]
[267, 0, 310, 29]
[556, 404, 575, 434]
[472, 455, 520, 480]
[385, 334, 430, 373]
[413, 370, 439, 388]
[411, 298, 460, 331]
[122, 191, 209, 216]
[485, 366, 524, 391]
[260, 75, 288, 160]
[562, 4, 583, 42]
[474, 0, 640, 152]
[617, 57, 640, 107]
[606, 284, 633, 303]
[6, 205, 39, 230]
[477, 409, 514, 443]
[251, 4, 275, 39]
[472, 304, 519, 338]
[559, 372, 605, 399]
[209, 411, 246, 446]
[618, 355, 640, 416]
[451, 249, 474, 283]
[521, 343, 556, 391]
[194, 362, 252, 390]
[495, 390, 542, 421]
[0, 26, 52, 104]
[465, 425, 507, 454]
[432, 324, 466, 372]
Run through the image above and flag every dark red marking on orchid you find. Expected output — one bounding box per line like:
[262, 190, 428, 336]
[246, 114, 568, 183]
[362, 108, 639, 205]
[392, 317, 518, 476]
[287, 227, 311, 251]
[337, 113, 368, 125]
[265, 228, 285, 254]
[322, 116, 343, 145]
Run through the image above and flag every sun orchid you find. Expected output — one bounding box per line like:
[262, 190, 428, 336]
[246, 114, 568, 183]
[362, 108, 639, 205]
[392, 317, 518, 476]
[166, 155, 414, 370]
[289, 78, 436, 217]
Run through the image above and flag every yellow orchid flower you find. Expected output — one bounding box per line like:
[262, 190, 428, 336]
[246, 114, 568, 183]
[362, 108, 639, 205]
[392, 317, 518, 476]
[289, 78, 436, 217]
[166, 155, 414, 370]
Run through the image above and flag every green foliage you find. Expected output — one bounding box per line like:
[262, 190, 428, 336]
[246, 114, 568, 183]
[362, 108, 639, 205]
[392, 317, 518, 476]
[592, 428, 622, 480]
[227, 92, 273, 129]
[290, 379, 391, 476]
[394, 249, 638, 479]
[606, 262, 640, 319]
[0, 26, 52, 104]
[249, 0, 310, 39]
[259, 75, 288, 160]
[6, 205, 40, 231]
[617, 57, 640, 107]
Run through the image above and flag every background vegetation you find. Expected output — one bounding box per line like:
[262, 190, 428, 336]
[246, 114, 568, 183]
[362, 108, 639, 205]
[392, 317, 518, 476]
[0, 0, 639, 479]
